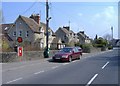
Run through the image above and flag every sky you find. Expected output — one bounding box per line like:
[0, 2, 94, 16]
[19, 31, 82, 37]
[1, 1, 119, 39]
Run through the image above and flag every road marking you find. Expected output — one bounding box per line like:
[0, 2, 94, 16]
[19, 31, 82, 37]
[63, 63, 69, 65]
[86, 74, 98, 86]
[52, 66, 59, 69]
[102, 61, 109, 69]
[34, 70, 44, 75]
[6, 77, 23, 84]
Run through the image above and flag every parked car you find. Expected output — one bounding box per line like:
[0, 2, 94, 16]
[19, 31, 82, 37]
[75, 46, 82, 56]
[52, 47, 82, 62]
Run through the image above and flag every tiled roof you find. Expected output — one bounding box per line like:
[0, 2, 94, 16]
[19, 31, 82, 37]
[0, 23, 14, 34]
[20, 15, 55, 35]
[20, 15, 40, 33]
[60, 27, 70, 35]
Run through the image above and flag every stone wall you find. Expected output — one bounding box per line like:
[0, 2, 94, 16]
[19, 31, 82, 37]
[0, 50, 58, 63]
[0, 48, 103, 63]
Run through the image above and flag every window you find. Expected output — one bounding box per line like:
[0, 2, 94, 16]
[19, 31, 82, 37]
[64, 35, 66, 39]
[19, 31, 22, 36]
[13, 31, 16, 36]
[26, 31, 29, 37]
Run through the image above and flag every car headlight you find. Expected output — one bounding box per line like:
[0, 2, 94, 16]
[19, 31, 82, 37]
[62, 55, 68, 58]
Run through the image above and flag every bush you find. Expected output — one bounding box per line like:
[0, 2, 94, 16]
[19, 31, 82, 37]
[108, 46, 113, 50]
[81, 44, 91, 53]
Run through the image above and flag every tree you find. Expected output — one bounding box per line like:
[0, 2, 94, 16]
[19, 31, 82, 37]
[103, 34, 112, 41]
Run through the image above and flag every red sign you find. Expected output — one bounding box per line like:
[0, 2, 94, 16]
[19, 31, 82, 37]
[18, 47, 23, 57]
[17, 37, 23, 43]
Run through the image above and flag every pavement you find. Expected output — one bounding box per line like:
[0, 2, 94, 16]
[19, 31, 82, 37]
[1, 49, 119, 85]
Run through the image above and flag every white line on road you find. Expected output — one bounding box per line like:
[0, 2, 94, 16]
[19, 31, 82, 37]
[34, 70, 44, 75]
[86, 74, 98, 86]
[52, 66, 59, 69]
[102, 61, 109, 69]
[62, 63, 69, 65]
[6, 77, 23, 84]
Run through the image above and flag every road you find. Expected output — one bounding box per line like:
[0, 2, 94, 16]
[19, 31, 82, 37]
[2, 49, 120, 86]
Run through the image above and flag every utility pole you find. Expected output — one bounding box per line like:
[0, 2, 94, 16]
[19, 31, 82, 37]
[44, 0, 50, 58]
[111, 26, 113, 47]
[111, 26, 113, 40]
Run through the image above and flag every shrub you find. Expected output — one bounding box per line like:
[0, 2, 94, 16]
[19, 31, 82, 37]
[108, 46, 113, 50]
[82, 44, 91, 53]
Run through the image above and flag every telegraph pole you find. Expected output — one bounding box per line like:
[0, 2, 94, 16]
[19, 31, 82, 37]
[111, 26, 113, 40]
[44, 0, 50, 58]
[111, 26, 113, 47]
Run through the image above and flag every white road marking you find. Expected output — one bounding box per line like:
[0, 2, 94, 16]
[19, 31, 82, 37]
[63, 63, 69, 65]
[86, 74, 98, 86]
[34, 70, 44, 75]
[6, 77, 23, 84]
[102, 61, 109, 69]
[52, 66, 59, 69]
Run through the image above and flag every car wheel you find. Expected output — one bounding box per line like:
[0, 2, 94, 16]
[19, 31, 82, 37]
[68, 56, 72, 62]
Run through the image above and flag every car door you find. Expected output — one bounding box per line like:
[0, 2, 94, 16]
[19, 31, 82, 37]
[72, 48, 78, 59]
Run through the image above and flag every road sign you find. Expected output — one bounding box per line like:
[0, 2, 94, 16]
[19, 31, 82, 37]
[17, 37, 23, 43]
[18, 47, 23, 57]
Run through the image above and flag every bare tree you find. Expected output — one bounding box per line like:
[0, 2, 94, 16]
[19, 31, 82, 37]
[103, 34, 112, 41]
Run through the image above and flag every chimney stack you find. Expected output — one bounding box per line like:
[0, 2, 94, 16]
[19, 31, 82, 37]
[63, 26, 70, 31]
[30, 14, 40, 24]
[80, 31, 84, 34]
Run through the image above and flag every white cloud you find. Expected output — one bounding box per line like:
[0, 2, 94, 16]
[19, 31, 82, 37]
[91, 6, 117, 25]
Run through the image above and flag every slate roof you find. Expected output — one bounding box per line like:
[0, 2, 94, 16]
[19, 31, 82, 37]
[0, 23, 14, 34]
[20, 15, 40, 33]
[77, 31, 89, 39]
[19, 15, 56, 35]
[59, 27, 70, 35]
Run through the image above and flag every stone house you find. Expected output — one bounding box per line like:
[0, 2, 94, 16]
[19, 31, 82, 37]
[6, 14, 61, 50]
[77, 31, 91, 44]
[55, 26, 79, 46]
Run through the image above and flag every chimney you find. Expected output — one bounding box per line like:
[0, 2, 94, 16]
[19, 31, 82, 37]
[30, 14, 40, 24]
[63, 26, 70, 31]
[80, 31, 84, 34]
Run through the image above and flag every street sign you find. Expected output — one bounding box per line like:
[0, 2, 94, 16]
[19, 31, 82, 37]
[18, 47, 23, 57]
[17, 37, 23, 43]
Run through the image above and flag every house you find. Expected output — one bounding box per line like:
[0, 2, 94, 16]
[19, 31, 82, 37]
[5, 14, 61, 50]
[77, 31, 91, 44]
[0, 23, 14, 51]
[55, 26, 79, 46]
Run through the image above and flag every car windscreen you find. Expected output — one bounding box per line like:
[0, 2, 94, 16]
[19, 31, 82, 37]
[60, 48, 72, 53]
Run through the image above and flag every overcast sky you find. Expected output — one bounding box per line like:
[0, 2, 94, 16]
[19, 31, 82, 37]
[2, 1, 118, 39]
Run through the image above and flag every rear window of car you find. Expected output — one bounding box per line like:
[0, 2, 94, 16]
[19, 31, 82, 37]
[60, 48, 72, 53]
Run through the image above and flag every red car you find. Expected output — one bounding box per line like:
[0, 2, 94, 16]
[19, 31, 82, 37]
[52, 47, 82, 62]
